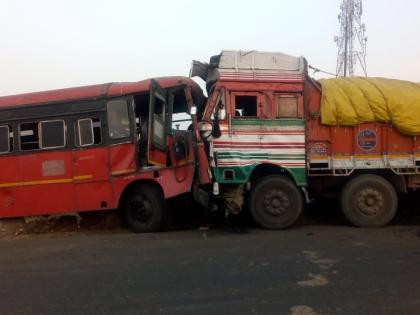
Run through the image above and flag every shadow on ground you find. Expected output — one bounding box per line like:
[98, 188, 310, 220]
[1, 192, 420, 238]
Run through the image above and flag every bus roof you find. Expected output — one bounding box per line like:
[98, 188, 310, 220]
[0, 76, 200, 109]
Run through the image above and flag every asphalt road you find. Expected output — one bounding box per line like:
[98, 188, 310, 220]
[1, 214, 420, 315]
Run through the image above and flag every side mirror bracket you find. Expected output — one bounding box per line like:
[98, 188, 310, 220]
[212, 99, 223, 138]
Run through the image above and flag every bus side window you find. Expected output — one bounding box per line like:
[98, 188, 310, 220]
[75, 118, 101, 147]
[20, 122, 40, 151]
[20, 120, 66, 151]
[39, 120, 66, 149]
[171, 88, 192, 132]
[107, 99, 130, 139]
[0, 125, 13, 154]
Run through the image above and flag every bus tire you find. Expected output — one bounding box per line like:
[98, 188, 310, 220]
[248, 176, 303, 229]
[340, 174, 398, 227]
[124, 184, 167, 233]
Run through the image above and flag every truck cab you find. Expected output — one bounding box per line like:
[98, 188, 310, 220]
[191, 50, 309, 228]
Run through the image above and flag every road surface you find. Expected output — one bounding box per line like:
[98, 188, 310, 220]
[0, 217, 419, 315]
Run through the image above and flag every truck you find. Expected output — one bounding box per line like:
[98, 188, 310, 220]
[192, 50, 420, 228]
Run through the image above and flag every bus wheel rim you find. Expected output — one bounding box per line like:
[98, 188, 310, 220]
[130, 196, 153, 223]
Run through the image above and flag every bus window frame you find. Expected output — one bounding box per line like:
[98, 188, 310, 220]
[0, 125, 11, 154]
[76, 118, 95, 147]
[106, 97, 135, 145]
[39, 119, 67, 150]
[18, 119, 66, 152]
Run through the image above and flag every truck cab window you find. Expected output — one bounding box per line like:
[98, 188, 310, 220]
[277, 95, 298, 118]
[107, 99, 130, 139]
[235, 95, 257, 117]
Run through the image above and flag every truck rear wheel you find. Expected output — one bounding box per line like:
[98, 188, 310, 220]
[340, 174, 398, 227]
[248, 176, 303, 229]
[124, 184, 167, 233]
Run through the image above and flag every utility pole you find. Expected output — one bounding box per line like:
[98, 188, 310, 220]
[334, 0, 368, 77]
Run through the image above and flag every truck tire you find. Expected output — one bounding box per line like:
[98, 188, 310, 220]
[124, 184, 167, 233]
[248, 176, 303, 229]
[340, 174, 398, 227]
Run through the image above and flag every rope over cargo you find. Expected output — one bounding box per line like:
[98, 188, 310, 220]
[319, 78, 420, 136]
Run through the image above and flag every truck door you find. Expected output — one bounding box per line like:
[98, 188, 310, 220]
[225, 91, 262, 182]
[148, 79, 168, 166]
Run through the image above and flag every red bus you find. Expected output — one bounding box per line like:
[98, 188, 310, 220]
[0, 76, 211, 232]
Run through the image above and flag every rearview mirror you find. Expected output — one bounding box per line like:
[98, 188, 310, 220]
[190, 106, 197, 115]
[219, 108, 226, 120]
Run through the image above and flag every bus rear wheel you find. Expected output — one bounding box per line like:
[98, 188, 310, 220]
[340, 174, 398, 227]
[248, 176, 303, 229]
[124, 184, 167, 233]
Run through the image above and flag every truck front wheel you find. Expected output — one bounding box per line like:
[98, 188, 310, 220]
[124, 184, 167, 233]
[248, 176, 303, 229]
[340, 174, 398, 227]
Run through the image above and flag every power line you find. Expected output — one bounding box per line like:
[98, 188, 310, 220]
[308, 65, 342, 78]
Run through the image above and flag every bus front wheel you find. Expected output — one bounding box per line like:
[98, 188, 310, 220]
[124, 184, 167, 233]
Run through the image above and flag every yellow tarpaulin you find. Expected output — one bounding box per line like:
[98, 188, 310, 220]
[319, 78, 420, 135]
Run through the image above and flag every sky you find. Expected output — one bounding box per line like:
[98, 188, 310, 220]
[0, 0, 419, 96]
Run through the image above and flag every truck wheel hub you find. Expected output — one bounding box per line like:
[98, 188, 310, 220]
[357, 188, 383, 216]
[264, 190, 289, 216]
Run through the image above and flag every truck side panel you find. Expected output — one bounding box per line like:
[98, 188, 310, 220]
[306, 80, 420, 177]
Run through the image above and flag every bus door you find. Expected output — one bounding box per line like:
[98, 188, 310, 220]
[148, 80, 168, 166]
[107, 97, 137, 177]
[167, 85, 196, 183]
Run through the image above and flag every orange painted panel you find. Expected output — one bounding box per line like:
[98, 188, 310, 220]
[0, 155, 18, 183]
[109, 143, 136, 175]
[73, 146, 112, 211]
[3, 184, 74, 217]
[74, 182, 113, 212]
[385, 125, 413, 154]
[73, 147, 109, 180]
[17, 151, 72, 182]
